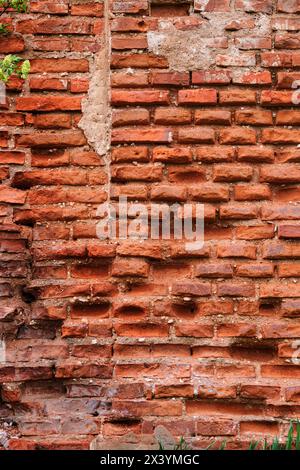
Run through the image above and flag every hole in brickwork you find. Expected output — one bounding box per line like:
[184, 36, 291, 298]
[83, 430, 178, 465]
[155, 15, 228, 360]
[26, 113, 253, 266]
[259, 300, 281, 316]
[70, 301, 111, 319]
[17, 321, 59, 340]
[114, 305, 146, 318]
[229, 339, 276, 362]
[171, 301, 197, 318]
[21, 285, 37, 303]
[229, 345, 275, 362]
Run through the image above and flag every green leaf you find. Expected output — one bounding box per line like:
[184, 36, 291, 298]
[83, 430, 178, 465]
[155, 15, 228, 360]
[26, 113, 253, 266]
[285, 422, 294, 451]
[20, 59, 30, 79]
[0, 23, 9, 35]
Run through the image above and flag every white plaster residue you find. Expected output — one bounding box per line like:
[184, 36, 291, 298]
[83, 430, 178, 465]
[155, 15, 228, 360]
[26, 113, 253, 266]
[79, 0, 111, 157]
[147, 32, 167, 54]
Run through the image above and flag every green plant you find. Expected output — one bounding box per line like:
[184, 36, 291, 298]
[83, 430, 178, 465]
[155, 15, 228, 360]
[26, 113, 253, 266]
[0, 54, 29, 82]
[0, 0, 30, 83]
[158, 421, 300, 451]
[0, 0, 28, 14]
[248, 421, 300, 451]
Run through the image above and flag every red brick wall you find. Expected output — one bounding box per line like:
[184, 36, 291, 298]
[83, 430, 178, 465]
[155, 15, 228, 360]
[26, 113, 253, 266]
[1, 0, 300, 450]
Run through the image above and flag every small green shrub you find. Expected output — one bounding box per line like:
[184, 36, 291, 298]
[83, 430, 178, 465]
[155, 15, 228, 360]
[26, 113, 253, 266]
[0, 0, 30, 83]
[0, 54, 29, 82]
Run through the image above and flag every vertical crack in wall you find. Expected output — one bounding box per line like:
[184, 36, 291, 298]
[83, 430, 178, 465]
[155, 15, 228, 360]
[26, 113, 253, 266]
[79, 0, 111, 202]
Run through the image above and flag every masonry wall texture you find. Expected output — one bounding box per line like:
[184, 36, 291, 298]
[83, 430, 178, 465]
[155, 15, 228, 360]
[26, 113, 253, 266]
[0, 0, 300, 450]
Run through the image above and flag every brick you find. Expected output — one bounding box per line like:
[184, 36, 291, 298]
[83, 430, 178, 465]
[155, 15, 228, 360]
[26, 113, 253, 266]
[111, 17, 158, 32]
[115, 323, 169, 337]
[260, 165, 300, 183]
[175, 323, 213, 338]
[196, 419, 236, 436]
[16, 131, 86, 148]
[276, 110, 300, 126]
[279, 225, 300, 239]
[111, 258, 149, 277]
[261, 52, 292, 67]
[71, 3, 104, 16]
[17, 18, 92, 35]
[261, 365, 300, 378]
[150, 184, 187, 202]
[111, 90, 170, 106]
[111, 164, 163, 181]
[219, 90, 256, 104]
[112, 146, 149, 163]
[177, 127, 215, 143]
[275, 33, 300, 49]
[236, 263, 274, 277]
[273, 18, 300, 31]
[172, 282, 211, 297]
[232, 70, 272, 85]
[190, 184, 229, 202]
[152, 146, 192, 163]
[235, 37, 272, 50]
[277, 0, 300, 13]
[260, 282, 300, 298]
[235, 0, 273, 13]
[150, 71, 189, 86]
[112, 128, 172, 144]
[154, 384, 194, 398]
[195, 0, 230, 11]
[0, 186, 27, 204]
[261, 91, 295, 106]
[178, 89, 217, 105]
[195, 263, 233, 278]
[30, 58, 89, 73]
[2, 0, 300, 445]
[236, 109, 273, 126]
[234, 184, 271, 201]
[217, 242, 257, 259]
[192, 70, 231, 85]
[196, 146, 234, 163]
[213, 164, 253, 182]
[262, 322, 299, 338]
[219, 128, 256, 145]
[111, 53, 168, 69]
[168, 164, 205, 183]
[237, 146, 274, 163]
[262, 128, 300, 144]
[216, 53, 256, 67]
[16, 96, 81, 111]
[29, 78, 67, 91]
[240, 385, 280, 400]
[236, 225, 275, 240]
[261, 204, 300, 220]
[112, 108, 150, 127]
[194, 109, 231, 125]
[154, 107, 192, 125]
[217, 282, 255, 297]
[277, 71, 300, 88]
[286, 387, 300, 402]
[262, 241, 300, 259]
